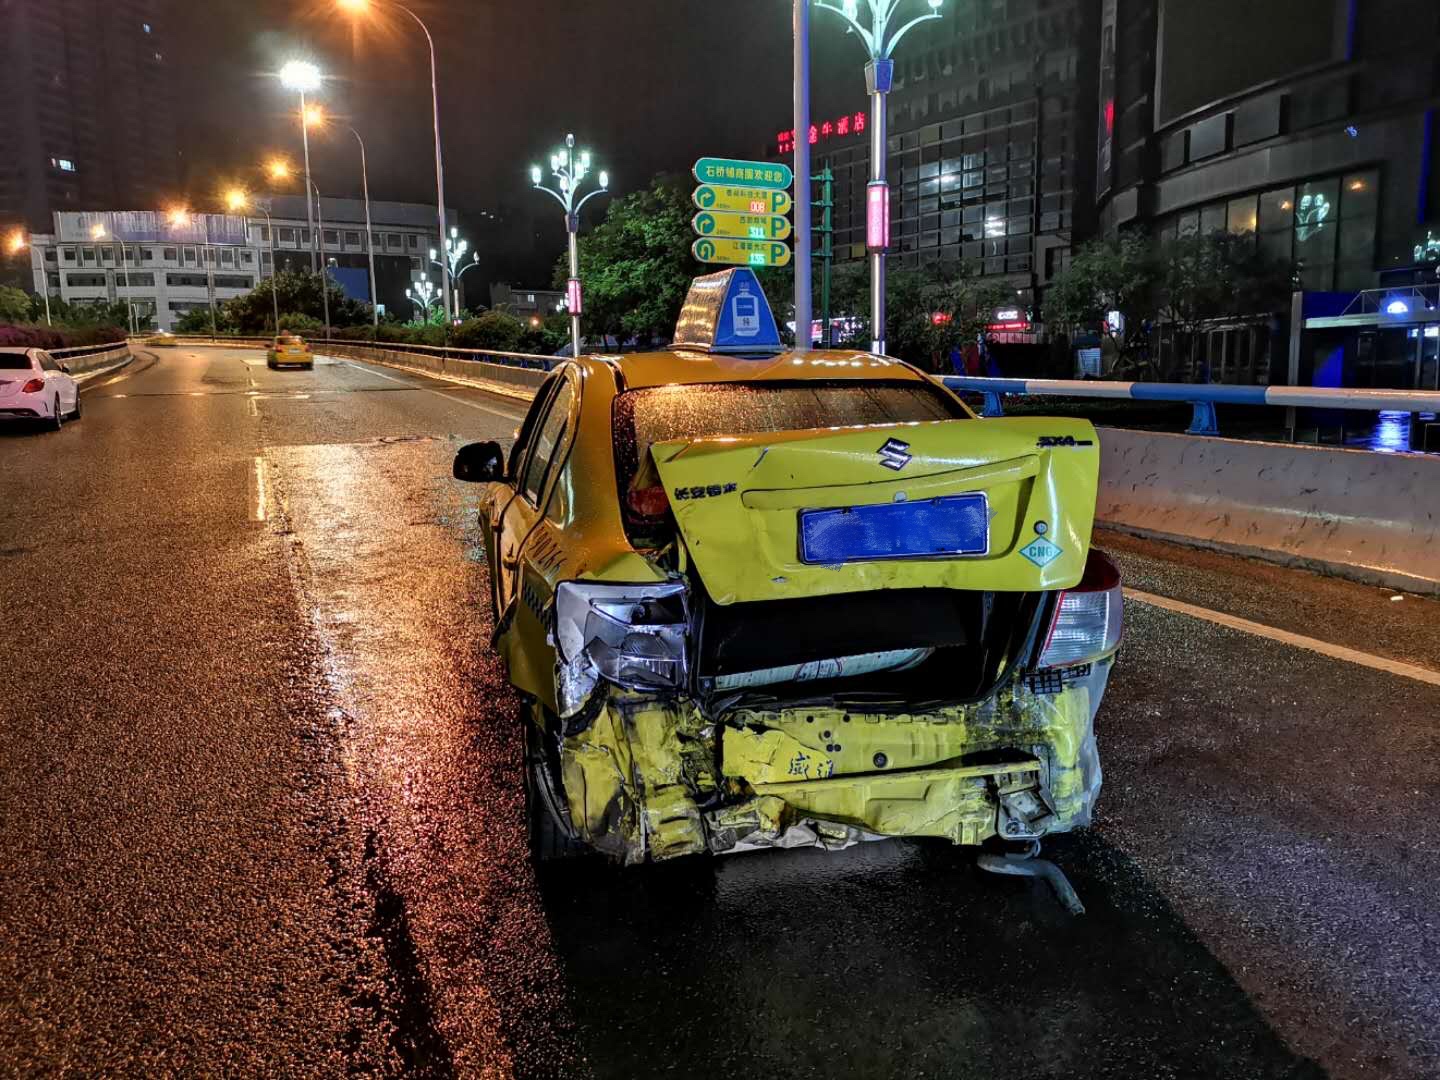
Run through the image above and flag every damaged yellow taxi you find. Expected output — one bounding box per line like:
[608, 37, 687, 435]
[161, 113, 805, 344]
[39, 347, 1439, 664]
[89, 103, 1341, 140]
[454, 269, 1122, 875]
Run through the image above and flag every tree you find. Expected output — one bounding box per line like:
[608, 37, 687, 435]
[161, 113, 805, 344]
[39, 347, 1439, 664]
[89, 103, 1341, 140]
[452, 310, 526, 352]
[222, 270, 371, 334]
[1042, 231, 1156, 376]
[0, 286, 29, 323]
[1157, 229, 1295, 347]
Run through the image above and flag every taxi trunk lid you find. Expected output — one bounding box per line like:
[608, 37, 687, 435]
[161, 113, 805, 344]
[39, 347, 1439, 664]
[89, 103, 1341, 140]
[651, 415, 1099, 606]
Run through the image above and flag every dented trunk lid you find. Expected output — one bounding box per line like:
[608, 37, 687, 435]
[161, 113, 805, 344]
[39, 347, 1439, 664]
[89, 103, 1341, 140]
[650, 416, 1099, 605]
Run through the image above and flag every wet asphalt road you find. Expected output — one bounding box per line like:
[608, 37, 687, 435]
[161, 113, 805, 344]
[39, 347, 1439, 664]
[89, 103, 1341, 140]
[2, 346, 1438, 1079]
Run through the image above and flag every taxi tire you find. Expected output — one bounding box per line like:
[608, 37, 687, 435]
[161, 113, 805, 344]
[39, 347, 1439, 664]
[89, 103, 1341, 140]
[523, 709, 589, 863]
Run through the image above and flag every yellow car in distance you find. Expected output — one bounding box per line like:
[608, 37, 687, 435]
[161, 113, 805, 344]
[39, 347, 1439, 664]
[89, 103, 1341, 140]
[453, 270, 1122, 876]
[266, 334, 313, 370]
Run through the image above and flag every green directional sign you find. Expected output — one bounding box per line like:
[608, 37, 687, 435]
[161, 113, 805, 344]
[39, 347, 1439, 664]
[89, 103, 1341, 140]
[693, 184, 793, 215]
[693, 157, 793, 191]
[693, 210, 793, 242]
[692, 237, 792, 268]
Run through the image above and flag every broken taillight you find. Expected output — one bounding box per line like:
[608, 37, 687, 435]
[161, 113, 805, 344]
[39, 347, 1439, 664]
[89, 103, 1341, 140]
[1036, 550, 1123, 670]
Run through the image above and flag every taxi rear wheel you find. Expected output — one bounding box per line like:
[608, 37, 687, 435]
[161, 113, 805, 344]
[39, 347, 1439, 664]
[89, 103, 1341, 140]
[523, 704, 589, 862]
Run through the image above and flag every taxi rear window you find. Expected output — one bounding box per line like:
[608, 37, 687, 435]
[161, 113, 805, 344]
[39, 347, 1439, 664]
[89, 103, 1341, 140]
[612, 380, 966, 520]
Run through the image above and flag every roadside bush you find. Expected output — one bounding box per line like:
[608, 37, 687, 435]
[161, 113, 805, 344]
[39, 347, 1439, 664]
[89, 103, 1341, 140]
[451, 310, 525, 352]
[278, 313, 324, 334]
[0, 322, 127, 348]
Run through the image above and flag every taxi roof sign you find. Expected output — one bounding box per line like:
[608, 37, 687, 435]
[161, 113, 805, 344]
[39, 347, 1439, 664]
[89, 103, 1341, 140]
[672, 268, 782, 355]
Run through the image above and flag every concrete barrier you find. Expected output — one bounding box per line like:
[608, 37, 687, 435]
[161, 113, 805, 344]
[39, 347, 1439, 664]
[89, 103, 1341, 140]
[320, 342, 547, 402]
[1096, 427, 1440, 596]
[54, 342, 133, 381]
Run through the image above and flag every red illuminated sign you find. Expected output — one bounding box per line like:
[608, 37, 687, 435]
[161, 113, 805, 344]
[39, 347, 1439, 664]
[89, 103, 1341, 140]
[777, 111, 866, 155]
[567, 278, 583, 316]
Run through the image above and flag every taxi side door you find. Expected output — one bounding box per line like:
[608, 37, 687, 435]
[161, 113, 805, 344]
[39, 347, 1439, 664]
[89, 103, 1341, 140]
[493, 368, 579, 699]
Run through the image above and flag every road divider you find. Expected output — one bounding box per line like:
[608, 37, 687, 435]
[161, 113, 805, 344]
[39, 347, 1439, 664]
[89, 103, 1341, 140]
[1098, 428, 1440, 596]
[317, 343, 548, 402]
[57, 341, 133, 384]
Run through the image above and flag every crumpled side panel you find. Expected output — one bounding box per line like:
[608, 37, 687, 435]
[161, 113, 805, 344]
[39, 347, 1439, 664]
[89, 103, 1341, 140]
[559, 691, 715, 864]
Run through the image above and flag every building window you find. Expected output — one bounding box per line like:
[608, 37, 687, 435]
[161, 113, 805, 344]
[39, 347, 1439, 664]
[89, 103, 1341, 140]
[182, 247, 197, 265]
[51, 157, 78, 173]
[278, 227, 295, 244]
[257, 225, 269, 242]
[66, 273, 108, 287]
[120, 272, 155, 287]
[213, 275, 253, 289]
[410, 256, 422, 271]
[387, 233, 402, 248]
[241, 251, 254, 265]
[323, 229, 338, 245]
[163, 247, 177, 262]
[220, 248, 234, 266]
[81, 246, 96, 263]
[168, 273, 208, 287]
[371, 232, 382, 247]
[345, 231, 361, 246]
[407, 234, 420, 249]
[60, 248, 75, 263]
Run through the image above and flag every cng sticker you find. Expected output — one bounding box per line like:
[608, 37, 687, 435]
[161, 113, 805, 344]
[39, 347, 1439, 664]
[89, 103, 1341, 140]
[1020, 537, 1063, 568]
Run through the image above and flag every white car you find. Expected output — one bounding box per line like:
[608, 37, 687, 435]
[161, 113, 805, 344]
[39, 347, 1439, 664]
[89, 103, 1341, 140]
[0, 347, 80, 429]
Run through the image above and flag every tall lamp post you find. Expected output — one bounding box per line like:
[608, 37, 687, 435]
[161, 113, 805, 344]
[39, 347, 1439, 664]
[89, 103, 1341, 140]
[167, 208, 219, 337]
[278, 60, 322, 274]
[530, 134, 609, 358]
[348, 128, 380, 329]
[337, 0, 453, 324]
[815, 0, 944, 355]
[225, 189, 282, 335]
[9, 228, 51, 325]
[310, 181, 333, 339]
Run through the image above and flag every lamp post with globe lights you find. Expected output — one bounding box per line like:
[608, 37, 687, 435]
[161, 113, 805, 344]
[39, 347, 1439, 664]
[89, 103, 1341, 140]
[814, 0, 945, 354]
[530, 134, 609, 357]
[429, 228, 470, 315]
[278, 60, 322, 274]
[336, 0, 453, 323]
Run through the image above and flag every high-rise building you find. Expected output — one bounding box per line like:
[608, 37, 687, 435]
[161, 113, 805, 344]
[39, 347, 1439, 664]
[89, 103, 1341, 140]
[0, 0, 179, 232]
[768, 0, 1098, 339]
[1095, 0, 1440, 389]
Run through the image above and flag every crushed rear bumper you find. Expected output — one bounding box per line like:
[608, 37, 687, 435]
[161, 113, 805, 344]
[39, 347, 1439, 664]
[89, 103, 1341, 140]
[557, 660, 1110, 863]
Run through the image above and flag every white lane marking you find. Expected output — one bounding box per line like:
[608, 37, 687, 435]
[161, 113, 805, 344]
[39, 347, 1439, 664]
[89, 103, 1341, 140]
[249, 396, 259, 418]
[250, 456, 268, 522]
[1125, 588, 1440, 688]
[338, 360, 525, 420]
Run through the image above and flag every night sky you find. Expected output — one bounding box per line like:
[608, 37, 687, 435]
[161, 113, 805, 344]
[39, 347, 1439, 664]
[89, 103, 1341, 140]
[169, 0, 866, 283]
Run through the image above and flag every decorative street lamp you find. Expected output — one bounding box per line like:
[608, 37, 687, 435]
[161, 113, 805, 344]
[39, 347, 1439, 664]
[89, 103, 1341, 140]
[815, 0, 944, 354]
[278, 59, 322, 274]
[337, 0, 454, 324]
[429, 227, 469, 315]
[530, 134, 610, 357]
[405, 278, 440, 320]
[225, 189, 282, 336]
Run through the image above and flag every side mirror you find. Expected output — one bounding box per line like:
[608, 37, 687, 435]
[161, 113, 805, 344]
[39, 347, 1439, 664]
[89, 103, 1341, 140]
[58, 363, 71, 374]
[453, 440, 506, 483]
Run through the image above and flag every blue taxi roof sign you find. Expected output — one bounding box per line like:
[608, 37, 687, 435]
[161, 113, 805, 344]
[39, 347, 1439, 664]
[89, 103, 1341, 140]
[672, 268, 782, 355]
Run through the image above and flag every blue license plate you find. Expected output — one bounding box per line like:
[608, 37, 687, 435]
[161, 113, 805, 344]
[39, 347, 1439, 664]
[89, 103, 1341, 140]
[798, 493, 990, 564]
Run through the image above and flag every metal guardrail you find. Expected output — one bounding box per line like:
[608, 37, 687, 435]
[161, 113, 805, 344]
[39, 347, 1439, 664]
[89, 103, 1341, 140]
[49, 341, 130, 357]
[942, 376, 1440, 436]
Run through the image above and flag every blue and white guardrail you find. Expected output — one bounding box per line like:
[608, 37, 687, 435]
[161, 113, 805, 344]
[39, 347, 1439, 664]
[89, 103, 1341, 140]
[941, 376, 1440, 435]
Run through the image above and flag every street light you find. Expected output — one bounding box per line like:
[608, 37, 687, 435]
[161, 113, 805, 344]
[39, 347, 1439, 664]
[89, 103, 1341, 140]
[8, 228, 51, 325]
[337, 0, 454, 324]
[225, 188, 282, 336]
[348, 128, 379, 329]
[815, 0, 944, 354]
[278, 59, 322, 274]
[90, 221, 138, 336]
[163, 209, 219, 337]
[429, 227, 469, 315]
[404, 277, 439, 320]
[530, 133, 610, 357]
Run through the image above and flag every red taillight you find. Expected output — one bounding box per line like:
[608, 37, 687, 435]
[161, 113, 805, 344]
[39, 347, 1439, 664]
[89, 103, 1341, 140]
[626, 484, 670, 519]
[20, 379, 45, 394]
[1037, 549, 1124, 670]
